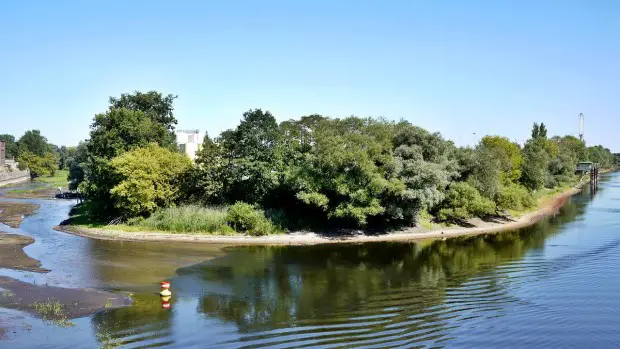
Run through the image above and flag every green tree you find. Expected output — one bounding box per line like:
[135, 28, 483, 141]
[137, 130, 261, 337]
[531, 123, 540, 139]
[180, 133, 225, 204]
[480, 136, 523, 184]
[587, 145, 614, 168]
[521, 139, 550, 190]
[78, 107, 179, 200]
[17, 130, 49, 156]
[467, 145, 502, 200]
[285, 117, 400, 226]
[218, 109, 282, 204]
[108, 90, 178, 144]
[539, 123, 548, 138]
[57, 145, 77, 170]
[389, 122, 458, 224]
[17, 151, 57, 178]
[109, 144, 192, 217]
[68, 142, 89, 190]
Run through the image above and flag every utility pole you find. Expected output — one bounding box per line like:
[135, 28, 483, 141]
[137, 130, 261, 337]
[579, 113, 584, 142]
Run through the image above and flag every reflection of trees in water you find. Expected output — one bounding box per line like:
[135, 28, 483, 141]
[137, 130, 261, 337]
[91, 294, 175, 348]
[194, 198, 585, 334]
[87, 239, 224, 290]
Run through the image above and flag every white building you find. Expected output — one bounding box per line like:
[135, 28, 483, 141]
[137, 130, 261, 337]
[176, 129, 204, 161]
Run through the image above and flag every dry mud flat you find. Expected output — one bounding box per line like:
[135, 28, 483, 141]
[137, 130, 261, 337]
[0, 233, 48, 273]
[0, 276, 131, 319]
[0, 231, 131, 333]
[0, 201, 39, 228]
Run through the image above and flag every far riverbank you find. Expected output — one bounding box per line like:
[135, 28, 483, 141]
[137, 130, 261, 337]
[56, 184, 582, 245]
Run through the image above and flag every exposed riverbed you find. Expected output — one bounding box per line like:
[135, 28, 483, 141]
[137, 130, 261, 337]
[1, 173, 620, 348]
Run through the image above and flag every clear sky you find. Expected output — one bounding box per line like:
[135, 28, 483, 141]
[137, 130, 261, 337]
[1, 0, 618, 150]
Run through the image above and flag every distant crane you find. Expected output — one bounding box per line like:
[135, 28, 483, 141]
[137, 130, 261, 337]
[579, 113, 585, 142]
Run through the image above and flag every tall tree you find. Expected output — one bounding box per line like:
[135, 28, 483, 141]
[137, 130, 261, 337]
[521, 139, 550, 190]
[17, 130, 49, 156]
[539, 123, 548, 138]
[389, 123, 458, 224]
[110, 144, 192, 216]
[68, 142, 89, 190]
[218, 109, 282, 204]
[531, 123, 540, 139]
[480, 136, 523, 184]
[108, 91, 178, 145]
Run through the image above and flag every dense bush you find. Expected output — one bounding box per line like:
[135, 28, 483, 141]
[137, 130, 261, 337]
[496, 183, 536, 211]
[437, 182, 496, 222]
[226, 202, 282, 236]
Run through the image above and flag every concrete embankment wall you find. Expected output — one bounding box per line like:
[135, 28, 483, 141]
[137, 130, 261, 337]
[0, 170, 31, 187]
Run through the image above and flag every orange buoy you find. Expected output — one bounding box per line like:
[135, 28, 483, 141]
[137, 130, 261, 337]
[160, 281, 172, 299]
[162, 301, 171, 309]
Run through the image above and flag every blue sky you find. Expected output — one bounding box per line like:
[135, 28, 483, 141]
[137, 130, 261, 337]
[1, 0, 618, 150]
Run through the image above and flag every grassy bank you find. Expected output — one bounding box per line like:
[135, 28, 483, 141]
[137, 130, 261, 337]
[57, 184, 581, 245]
[65, 202, 284, 236]
[507, 182, 579, 218]
[5, 170, 69, 198]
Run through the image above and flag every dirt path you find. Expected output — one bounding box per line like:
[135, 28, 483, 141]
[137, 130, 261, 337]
[57, 187, 581, 245]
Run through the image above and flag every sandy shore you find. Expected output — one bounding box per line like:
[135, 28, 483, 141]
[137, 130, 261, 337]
[56, 186, 581, 245]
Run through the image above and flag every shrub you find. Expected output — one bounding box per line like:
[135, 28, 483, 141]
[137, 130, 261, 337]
[226, 202, 282, 236]
[437, 182, 496, 222]
[496, 183, 535, 211]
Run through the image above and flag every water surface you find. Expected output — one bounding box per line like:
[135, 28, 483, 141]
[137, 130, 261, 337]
[2, 174, 620, 348]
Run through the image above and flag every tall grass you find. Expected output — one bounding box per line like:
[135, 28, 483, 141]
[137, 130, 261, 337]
[128, 205, 235, 235]
[125, 204, 284, 236]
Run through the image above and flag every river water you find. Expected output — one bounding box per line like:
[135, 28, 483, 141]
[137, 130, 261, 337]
[1, 173, 620, 348]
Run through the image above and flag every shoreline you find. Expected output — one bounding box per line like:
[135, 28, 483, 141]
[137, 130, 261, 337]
[56, 185, 582, 245]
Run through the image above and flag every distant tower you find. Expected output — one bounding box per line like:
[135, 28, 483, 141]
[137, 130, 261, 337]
[579, 113, 584, 142]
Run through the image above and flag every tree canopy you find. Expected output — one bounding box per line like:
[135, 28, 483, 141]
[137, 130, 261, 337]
[58, 91, 617, 232]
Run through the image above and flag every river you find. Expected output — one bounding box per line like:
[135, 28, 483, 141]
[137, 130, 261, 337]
[1, 172, 619, 348]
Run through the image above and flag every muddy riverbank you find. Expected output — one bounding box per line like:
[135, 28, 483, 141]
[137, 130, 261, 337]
[0, 202, 39, 228]
[57, 186, 581, 245]
[0, 276, 131, 319]
[0, 233, 48, 273]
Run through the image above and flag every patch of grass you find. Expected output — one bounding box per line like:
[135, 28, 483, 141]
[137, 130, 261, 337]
[127, 205, 236, 235]
[104, 298, 113, 309]
[69, 203, 285, 236]
[34, 170, 70, 187]
[33, 299, 75, 327]
[1, 289, 14, 298]
[507, 183, 577, 218]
